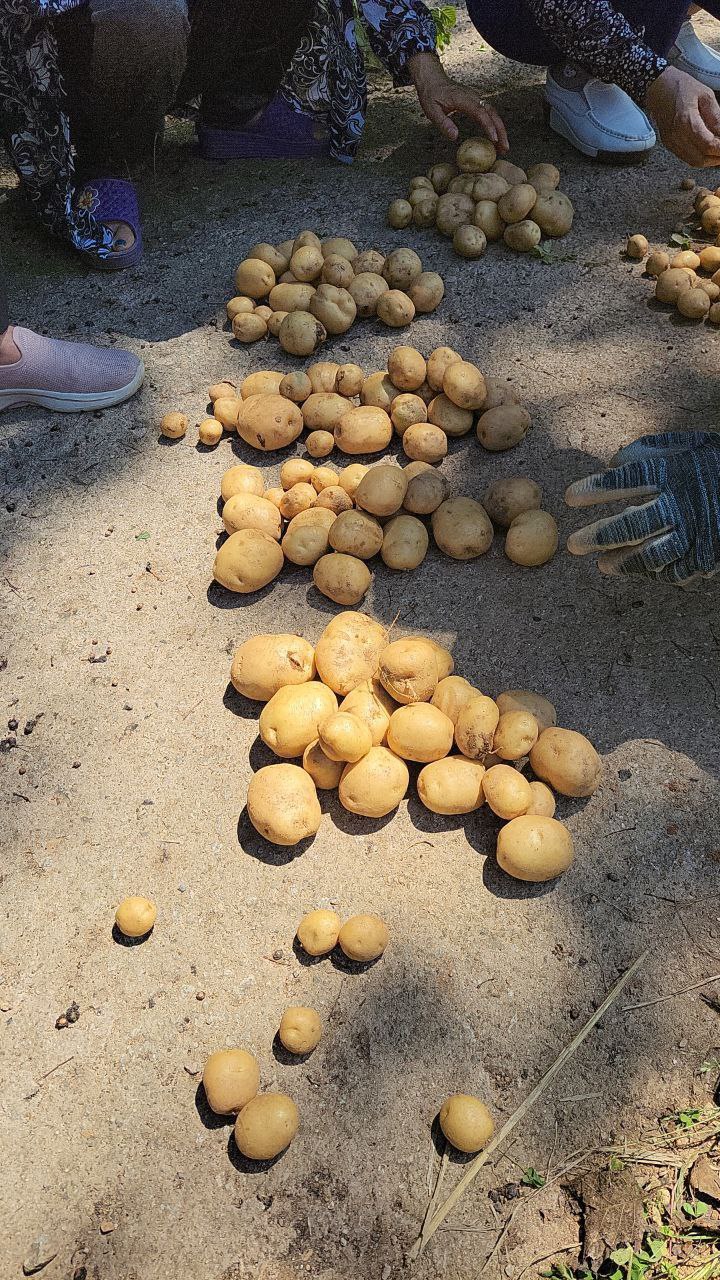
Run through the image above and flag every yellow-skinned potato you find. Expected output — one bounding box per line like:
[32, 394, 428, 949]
[443, 360, 486, 411]
[319, 711, 373, 763]
[267, 310, 287, 337]
[496, 689, 557, 732]
[241, 370, 283, 398]
[278, 1006, 322, 1055]
[646, 251, 670, 278]
[505, 510, 559, 566]
[355, 464, 407, 516]
[482, 763, 532, 819]
[349, 272, 390, 318]
[453, 224, 487, 258]
[529, 727, 601, 796]
[279, 482, 317, 521]
[708, 302, 720, 324]
[428, 161, 458, 192]
[339, 463, 369, 498]
[226, 296, 255, 321]
[626, 234, 649, 260]
[388, 345, 427, 391]
[232, 312, 268, 343]
[483, 477, 542, 528]
[454, 695, 500, 760]
[482, 377, 520, 410]
[314, 611, 387, 695]
[279, 311, 327, 357]
[525, 780, 556, 818]
[234, 257, 276, 298]
[311, 465, 339, 492]
[429, 640, 454, 679]
[230, 634, 315, 702]
[335, 363, 365, 397]
[259, 682, 338, 758]
[314, 485, 353, 516]
[321, 253, 353, 287]
[160, 411, 187, 439]
[338, 914, 389, 961]
[378, 637, 439, 705]
[329, 509, 384, 559]
[381, 514, 429, 570]
[281, 507, 336, 566]
[457, 137, 496, 173]
[339, 748, 409, 817]
[280, 457, 315, 489]
[432, 498, 493, 559]
[439, 1095, 494, 1153]
[361, 371, 397, 411]
[234, 1093, 299, 1160]
[247, 763, 322, 846]
[222, 492, 282, 540]
[302, 739, 344, 790]
[313, 553, 372, 606]
[402, 422, 448, 464]
[289, 245, 324, 282]
[497, 183, 537, 224]
[417, 756, 485, 814]
[296, 908, 341, 955]
[249, 242, 290, 274]
[268, 282, 316, 314]
[203, 1049, 260, 1115]
[404, 466, 448, 514]
[531, 191, 574, 236]
[473, 172, 510, 201]
[426, 347, 462, 391]
[527, 162, 560, 190]
[436, 192, 476, 236]
[354, 249, 385, 275]
[302, 391, 351, 433]
[655, 268, 693, 303]
[376, 289, 415, 327]
[432, 676, 480, 724]
[473, 200, 505, 241]
[198, 417, 223, 446]
[310, 284, 357, 335]
[213, 397, 242, 432]
[293, 230, 322, 252]
[237, 393, 304, 451]
[493, 158, 527, 185]
[209, 380, 238, 403]
[279, 370, 313, 403]
[493, 710, 540, 760]
[391, 393, 428, 435]
[220, 463, 264, 501]
[307, 362, 341, 394]
[408, 271, 445, 313]
[340, 680, 395, 746]
[504, 219, 542, 252]
[699, 245, 720, 273]
[383, 248, 423, 291]
[115, 895, 156, 938]
[387, 198, 413, 228]
[428, 393, 474, 437]
[677, 288, 711, 319]
[387, 703, 454, 762]
[448, 175, 476, 195]
[671, 249, 701, 270]
[213, 529, 284, 593]
[496, 815, 573, 882]
[336, 405, 393, 455]
[477, 404, 531, 451]
[320, 235, 357, 262]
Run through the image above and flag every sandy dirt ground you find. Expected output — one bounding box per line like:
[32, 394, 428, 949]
[2, 8, 720, 1279]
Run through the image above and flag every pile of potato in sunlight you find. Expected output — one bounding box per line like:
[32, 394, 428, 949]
[625, 182, 720, 324]
[387, 138, 574, 259]
[232, 612, 602, 870]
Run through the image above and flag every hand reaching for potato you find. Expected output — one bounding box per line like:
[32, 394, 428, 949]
[646, 67, 720, 168]
[565, 432, 720, 584]
[408, 51, 509, 152]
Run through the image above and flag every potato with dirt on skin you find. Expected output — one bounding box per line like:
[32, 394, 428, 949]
[329, 509, 384, 559]
[202, 1049, 260, 1115]
[314, 611, 387, 697]
[527, 162, 560, 191]
[279, 482, 317, 521]
[417, 756, 485, 815]
[402, 422, 448, 464]
[311, 465, 339, 493]
[698, 279, 720, 301]
[338, 914, 390, 961]
[355, 464, 407, 516]
[221, 463, 264, 501]
[381, 514, 429, 570]
[209, 380, 238, 403]
[160, 411, 187, 439]
[281, 507, 336, 566]
[504, 220, 542, 252]
[525, 780, 556, 818]
[378, 637, 439, 705]
[473, 200, 505, 242]
[678, 288, 711, 319]
[338, 462, 369, 498]
[409, 271, 445, 313]
[493, 710, 540, 760]
[505, 510, 559, 566]
[339, 747, 409, 817]
[279, 1007, 322, 1055]
[320, 235, 357, 262]
[646, 251, 670, 277]
[279, 370, 312, 405]
[428, 394, 473, 438]
[335, 405, 393, 455]
[279, 311, 327, 357]
[361, 371, 397, 411]
[709, 302, 720, 324]
[268, 282, 316, 314]
[115, 895, 156, 938]
[226, 296, 255, 322]
[247, 763, 322, 846]
[376, 290, 415, 327]
[314, 485, 353, 516]
[483, 476, 542, 528]
[313, 553, 372, 606]
[496, 815, 574, 882]
[473, 172, 510, 202]
[428, 161, 458, 192]
[453, 224, 487, 258]
[353, 249, 385, 276]
[234, 1094, 299, 1160]
[265, 487, 284, 509]
[432, 498, 493, 560]
[530, 727, 601, 797]
[340, 680, 395, 746]
[383, 248, 423, 291]
[319, 711, 373, 763]
[626, 234, 649, 260]
[302, 739, 344, 790]
[306, 430, 335, 458]
[477, 404, 531, 451]
[240, 370, 282, 399]
[237, 393, 304, 451]
[230, 633, 315, 702]
[335, 363, 365, 397]
[388, 345, 427, 391]
[655, 267, 693, 304]
[387, 702, 454, 763]
[294, 230, 322, 252]
[234, 257, 276, 298]
[198, 417, 223, 446]
[493, 158, 527, 185]
[387, 198, 413, 229]
[440, 1096, 494, 1153]
[531, 191, 574, 236]
[213, 529, 284, 593]
[436, 192, 476, 236]
[349, 272, 389, 318]
[280, 458, 315, 489]
[232, 312, 268, 343]
[296, 908, 341, 954]
[310, 284, 357, 335]
[413, 197, 440, 228]
[391, 393, 428, 435]
[443, 360, 486, 411]
[457, 137, 497, 173]
[431, 675, 480, 725]
[222, 492, 282, 541]
[672, 249, 701, 270]
[426, 347, 461, 391]
[699, 245, 720, 273]
[403, 466, 448, 515]
[302, 391, 351, 433]
[454, 695, 500, 760]
[482, 763, 533, 819]
[483, 377, 520, 410]
[322, 255, 355, 289]
[249, 242, 290, 274]
[498, 183, 537, 225]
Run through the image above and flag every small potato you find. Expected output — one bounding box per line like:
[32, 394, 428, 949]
[417, 756, 485, 814]
[232, 312, 268, 343]
[708, 302, 720, 324]
[242, 370, 283, 398]
[226, 296, 255, 321]
[266, 488, 284, 509]
[254, 306, 273, 323]
[492, 159, 527, 185]
[473, 173, 510, 202]
[296, 908, 341, 955]
[311, 465, 339, 493]
[531, 191, 574, 236]
[340, 680, 395, 746]
[483, 477, 542, 528]
[234, 257, 275, 298]
[321, 236, 358, 262]
[198, 417, 223, 446]
[496, 815, 574, 882]
[338, 914, 389, 961]
[678, 287, 711, 319]
[455, 695, 500, 760]
[457, 137, 496, 173]
[237, 393, 304, 451]
[436, 192, 476, 236]
[483, 377, 520, 410]
[339, 747, 409, 817]
[349, 272, 389, 317]
[248, 242, 290, 274]
[314, 485, 353, 515]
[428, 161, 458, 193]
[281, 508, 336, 567]
[503, 219, 542, 252]
[354, 249, 386, 275]
[115, 895, 156, 938]
[314, 611, 387, 695]
[453, 224, 487, 258]
[526, 780, 556, 818]
[223, 492, 282, 540]
[391, 393, 428, 435]
[383, 248, 423, 291]
[413, 196, 439, 228]
[672, 249, 701, 270]
[698, 279, 720, 301]
[336, 405, 393, 455]
[247, 764, 322, 846]
[306, 430, 335, 458]
[388, 345, 427, 391]
[302, 391, 351, 433]
[443, 360, 486, 411]
[313, 553, 372, 605]
[432, 498, 493, 559]
[376, 290, 415, 327]
[280, 457, 315, 488]
[529, 727, 601, 796]
[338, 463, 369, 498]
[496, 690, 556, 732]
[322, 254, 355, 289]
[279, 370, 313, 403]
[203, 1049, 259, 1115]
[448, 176, 477, 195]
[482, 763, 532, 819]
[409, 271, 445, 313]
[221, 463, 264, 501]
[319, 711, 373, 762]
[626, 234, 649, 259]
[268, 282, 317, 313]
[431, 675, 480, 725]
[387, 703, 453, 762]
[329, 509, 384, 559]
[527, 162, 560, 190]
[381, 514, 429, 570]
[230, 633, 315, 702]
[234, 1094, 299, 1161]
[294, 230, 322, 252]
[426, 347, 462, 391]
[493, 710, 539, 760]
[259, 682, 338, 758]
[646, 250, 670, 277]
[699, 245, 720, 273]
[505, 510, 559, 566]
[387, 198, 413, 228]
[336, 363, 365, 397]
[473, 200, 505, 241]
[355, 464, 407, 516]
[213, 529, 284, 593]
[361, 371, 397, 411]
[310, 284, 357, 335]
[267, 310, 287, 337]
[279, 1007, 322, 1055]
[402, 422, 448, 464]
[477, 404, 531, 451]
[160, 411, 187, 439]
[655, 267, 693, 304]
[279, 311, 327, 357]
[497, 183, 537, 224]
[378, 637, 439, 705]
[279, 482, 317, 520]
[208, 380, 238, 403]
[428, 393, 473, 437]
[307, 362, 341, 394]
[440, 1095, 494, 1153]
[404, 466, 448, 514]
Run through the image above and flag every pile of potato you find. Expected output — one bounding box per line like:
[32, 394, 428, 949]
[387, 138, 574, 259]
[626, 224, 720, 324]
[234, 614, 601, 876]
[225, 232, 445, 355]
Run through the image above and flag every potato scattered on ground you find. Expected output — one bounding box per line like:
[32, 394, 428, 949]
[338, 914, 389, 962]
[202, 1049, 260, 1115]
[234, 1094, 299, 1160]
[625, 193, 720, 325]
[278, 1007, 322, 1055]
[439, 1094, 495, 1153]
[114, 896, 157, 939]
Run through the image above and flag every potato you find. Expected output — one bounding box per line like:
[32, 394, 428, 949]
[386, 345, 426, 393]
[213, 529, 284, 593]
[382, 248, 423, 291]
[504, 219, 542, 252]
[626, 233, 649, 260]
[249, 241, 289, 274]
[402, 422, 448, 464]
[413, 196, 439, 228]
[232, 312, 268, 342]
[335, 363, 365, 397]
[267, 311, 288, 337]
[314, 485, 353, 516]
[709, 302, 720, 324]
[226, 297, 255, 322]
[426, 347, 461, 391]
[473, 173, 510, 202]
[279, 371, 312, 404]
[646, 250, 670, 277]
[198, 417, 223, 446]
[454, 695, 500, 760]
[678, 288, 711, 319]
[432, 675, 479, 725]
[453, 224, 487, 258]
[491, 158, 526, 185]
[322, 254, 355, 289]
[223, 492, 282, 540]
[338, 914, 389, 961]
[340, 680, 394, 746]
[473, 200, 505, 241]
[203, 1049, 259, 1115]
[378, 637, 439, 704]
[279, 1006, 322, 1055]
[221, 463, 264, 501]
[655, 267, 693, 303]
[329, 509, 383, 559]
[417, 757, 485, 815]
[404, 466, 448, 514]
[428, 161, 458, 193]
[432, 498, 493, 559]
[268, 282, 316, 313]
[279, 311, 327, 357]
[339, 747, 409, 817]
[387, 198, 413, 228]
[527, 162, 560, 190]
[477, 404, 530, 451]
[319, 235, 357, 262]
[302, 391, 350, 433]
[209, 380, 238, 403]
[310, 284, 357, 335]
[115, 895, 156, 938]
[493, 710, 539, 760]
[698, 279, 720, 301]
[294, 230, 322, 252]
[306, 430, 335, 459]
[496, 690, 556, 732]
[349, 272, 389, 317]
[278, 458, 313, 490]
[530, 727, 601, 796]
[314, 611, 387, 695]
[338, 462, 369, 498]
[230, 634, 315, 703]
[281, 507, 336, 566]
[319, 711, 373, 762]
[457, 137, 496, 173]
[361, 371, 397, 412]
[436, 192, 476, 236]
[354, 465, 406, 516]
[354, 250, 385, 276]
[313, 553, 371, 605]
[380, 514, 429, 570]
[311, 465, 340, 493]
[277, 271, 297, 285]
[279, 482, 317, 521]
[496, 815, 573, 881]
[408, 271, 445, 313]
[672, 249, 701, 270]
[483, 377, 520, 410]
[505, 510, 559, 566]
[531, 191, 574, 236]
[237, 393, 304, 452]
[287, 246, 322, 283]
[160, 411, 187, 439]
[253, 306, 273, 323]
[234, 257, 275, 298]
[482, 763, 532, 818]
[247, 763, 322, 845]
[336, 405, 393, 455]
[302, 738, 344, 790]
[439, 1095, 494, 1153]
[443, 360, 486, 411]
[376, 290, 415, 327]
[699, 245, 720, 273]
[702, 205, 720, 234]
[429, 640, 454, 680]
[240, 371, 281, 399]
[428, 393, 473, 437]
[483, 477, 541, 528]
[259, 682, 337, 758]
[525, 780, 556, 818]
[234, 1093, 299, 1160]
[386, 702, 454, 763]
[296, 908, 341, 955]
[498, 183, 537, 224]
[391, 393, 428, 435]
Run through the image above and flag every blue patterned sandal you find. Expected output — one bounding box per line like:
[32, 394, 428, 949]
[75, 177, 144, 270]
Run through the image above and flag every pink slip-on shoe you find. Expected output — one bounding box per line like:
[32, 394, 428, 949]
[0, 328, 144, 412]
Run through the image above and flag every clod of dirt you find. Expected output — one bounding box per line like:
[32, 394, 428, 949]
[22, 1235, 58, 1274]
[690, 1153, 720, 1204]
[579, 1168, 645, 1266]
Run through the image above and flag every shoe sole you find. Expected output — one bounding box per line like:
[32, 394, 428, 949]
[0, 359, 145, 413]
[545, 102, 655, 162]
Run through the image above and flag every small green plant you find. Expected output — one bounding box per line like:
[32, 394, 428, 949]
[532, 243, 577, 265]
[682, 1200, 709, 1220]
[669, 231, 693, 250]
[521, 1166, 546, 1188]
[667, 1107, 703, 1129]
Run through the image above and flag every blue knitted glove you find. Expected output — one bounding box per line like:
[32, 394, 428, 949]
[565, 431, 720, 584]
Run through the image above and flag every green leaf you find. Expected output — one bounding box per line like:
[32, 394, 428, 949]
[683, 1200, 709, 1219]
[669, 231, 692, 249]
[609, 1155, 625, 1171]
[521, 1166, 546, 1188]
[430, 5, 458, 50]
[135, 531, 151, 542]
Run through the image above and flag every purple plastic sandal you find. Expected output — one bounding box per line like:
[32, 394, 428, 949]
[75, 178, 144, 271]
[197, 93, 328, 161]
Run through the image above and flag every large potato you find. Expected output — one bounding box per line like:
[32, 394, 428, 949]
[409, 272, 445, 313]
[335, 405, 393, 455]
[497, 183, 537, 224]
[355, 465, 407, 516]
[230, 634, 315, 702]
[477, 404, 530, 451]
[314, 611, 387, 695]
[221, 464, 264, 501]
[340, 679, 395, 746]
[234, 1093, 299, 1159]
[237, 394, 304, 451]
[493, 710, 539, 760]
[338, 746, 409, 817]
[329, 509, 384, 559]
[361, 371, 397, 411]
[259, 682, 338, 758]
[496, 815, 574, 881]
[496, 689, 557, 732]
[381, 514, 429, 570]
[483, 477, 542, 528]
[203, 1049, 259, 1115]
[455, 695, 500, 759]
[279, 311, 327, 357]
[387, 703, 454, 762]
[402, 423, 448, 464]
[527, 162, 560, 190]
[241, 370, 283, 398]
[432, 675, 479, 724]
[302, 391, 350, 432]
[310, 284, 357, 335]
[213, 529, 284, 593]
[313, 553, 372, 605]
[404, 466, 448, 514]
[349, 272, 389, 317]
[432, 498, 493, 559]
[457, 137, 496, 173]
[473, 173, 510, 202]
[436, 192, 475, 236]
[247, 764, 322, 845]
[378, 637, 439, 704]
[234, 257, 275, 298]
[383, 248, 423, 291]
[417, 756, 485, 814]
[281, 507, 336, 566]
[290, 245, 324, 281]
[268, 282, 316, 313]
[222, 492, 282, 540]
[482, 763, 532, 819]
[428, 393, 473, 437]
[532, 191, 574, 236]
[505, 510, 558, 566]
[529, 727, 601, 796]
[453, 224, 487, 258]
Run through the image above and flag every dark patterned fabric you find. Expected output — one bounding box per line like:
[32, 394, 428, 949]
[524, 0, 666, 101]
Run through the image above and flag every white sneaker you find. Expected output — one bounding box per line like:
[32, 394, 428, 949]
[670, 20, 720, 92]
[545, 70, 656, 158]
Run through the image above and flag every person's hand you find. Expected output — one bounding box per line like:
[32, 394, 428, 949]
[408, 52, 509, 152]
[565, 432, 720, 584]
[645, 66, 720, 166]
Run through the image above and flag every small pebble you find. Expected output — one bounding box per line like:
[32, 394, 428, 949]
[111, 679, 118, 687]
[183, 1062, 201, 1076]
[123, 703, 133, 711]
[99, 1220, 116, 1234]
[18, 765, 26, 775]
[273, 949, 284, 961]
[196, 991, 205, 1001]
[72, 761, 81, 769]
[55, 1015, 68, 1029]
[7, 717, 18, 730]
[178, 882, 187, 893]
